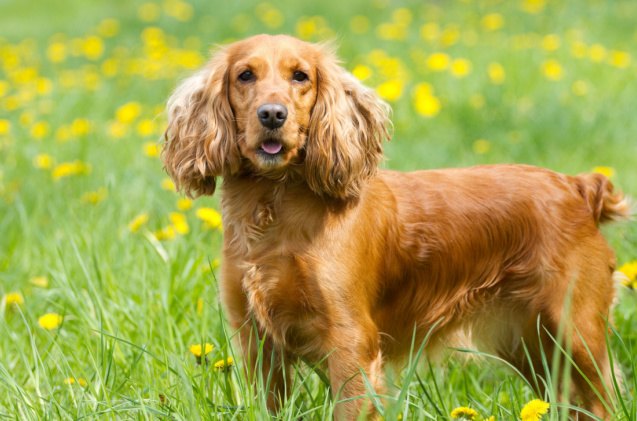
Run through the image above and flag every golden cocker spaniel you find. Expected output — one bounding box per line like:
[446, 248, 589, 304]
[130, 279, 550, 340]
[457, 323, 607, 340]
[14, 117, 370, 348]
[163, 34, 629, 419]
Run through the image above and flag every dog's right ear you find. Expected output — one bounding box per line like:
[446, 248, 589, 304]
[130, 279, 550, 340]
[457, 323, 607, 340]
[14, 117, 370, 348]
[162, 48, 240, 197]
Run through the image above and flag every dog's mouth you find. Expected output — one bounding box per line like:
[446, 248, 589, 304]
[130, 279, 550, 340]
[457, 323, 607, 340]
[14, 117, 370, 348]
[259, 140, 284, 156]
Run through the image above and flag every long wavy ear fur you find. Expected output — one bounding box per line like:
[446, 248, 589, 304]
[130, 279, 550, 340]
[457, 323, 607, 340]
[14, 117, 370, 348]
[162, 48, 240, 197]
[305, 44, 391, 200]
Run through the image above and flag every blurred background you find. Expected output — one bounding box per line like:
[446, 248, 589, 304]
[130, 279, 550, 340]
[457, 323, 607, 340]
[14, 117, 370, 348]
[1, 0, 636, 418]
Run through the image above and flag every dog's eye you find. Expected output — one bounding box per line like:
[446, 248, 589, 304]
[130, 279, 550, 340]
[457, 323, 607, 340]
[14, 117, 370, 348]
[292, 71, 309, 82]
[238, 70, 255, 82]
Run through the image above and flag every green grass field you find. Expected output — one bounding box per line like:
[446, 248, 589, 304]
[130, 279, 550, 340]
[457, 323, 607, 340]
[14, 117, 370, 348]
[1, 0, 637, 419]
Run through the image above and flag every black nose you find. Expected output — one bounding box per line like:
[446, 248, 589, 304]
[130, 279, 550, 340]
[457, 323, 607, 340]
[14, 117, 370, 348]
[257, 103, 288, 129]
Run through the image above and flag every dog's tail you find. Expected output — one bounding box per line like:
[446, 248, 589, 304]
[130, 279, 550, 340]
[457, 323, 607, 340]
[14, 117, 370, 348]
[573, 172, 631, 224]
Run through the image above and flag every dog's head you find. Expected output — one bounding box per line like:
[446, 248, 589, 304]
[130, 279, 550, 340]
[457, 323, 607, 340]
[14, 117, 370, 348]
[163, 34, 391, 199]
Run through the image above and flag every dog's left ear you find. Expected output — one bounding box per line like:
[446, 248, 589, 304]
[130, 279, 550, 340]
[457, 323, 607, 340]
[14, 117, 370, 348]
[305, 44, 391, 200]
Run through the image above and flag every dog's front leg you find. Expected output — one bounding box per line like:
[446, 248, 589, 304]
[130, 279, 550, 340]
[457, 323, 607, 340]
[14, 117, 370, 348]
[237, 323, 290, 413]
[220, 263, 290, 414]
[328, 325, 384, 420]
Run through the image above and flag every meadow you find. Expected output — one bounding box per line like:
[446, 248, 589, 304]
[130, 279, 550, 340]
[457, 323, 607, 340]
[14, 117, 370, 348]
[1, 0, 637, 419]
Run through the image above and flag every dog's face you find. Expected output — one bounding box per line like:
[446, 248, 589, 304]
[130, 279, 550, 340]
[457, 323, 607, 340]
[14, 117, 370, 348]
[227, 35, 318, 172]
[163, 34, 391, 199]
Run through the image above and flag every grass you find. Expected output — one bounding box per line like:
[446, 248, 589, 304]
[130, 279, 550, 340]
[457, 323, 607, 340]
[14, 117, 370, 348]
[1, 0, 636, 419]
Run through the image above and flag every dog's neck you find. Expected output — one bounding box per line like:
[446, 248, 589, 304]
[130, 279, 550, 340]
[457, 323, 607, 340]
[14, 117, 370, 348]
[221, 173, 356, 211]
[220, 174, 355, 255]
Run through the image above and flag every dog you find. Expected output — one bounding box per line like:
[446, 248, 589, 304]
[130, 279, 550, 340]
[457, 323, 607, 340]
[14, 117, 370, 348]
[162, 34, 629, 419]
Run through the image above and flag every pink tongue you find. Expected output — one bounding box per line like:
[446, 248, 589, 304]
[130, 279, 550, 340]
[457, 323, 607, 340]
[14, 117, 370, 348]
[261, 141, 283, 154]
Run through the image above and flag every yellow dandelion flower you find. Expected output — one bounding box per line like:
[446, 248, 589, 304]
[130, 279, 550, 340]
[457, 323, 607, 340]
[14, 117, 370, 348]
[128, 213, 149, 233]
[541, 34, 561, 51]
[83, 70, 101, 91]
[169, 212, 189, 235]
[30, 276, 49, 288]
[64, 377, 87, 387]
[143, 142, 161, 157]
[97, 18, 119, 38]
[441, 25, 460, 47]
[618, 261, 637, 289]
[377, 57, 404, 79]
[19, 112, 34, 127]
[450, 58, 472, 78]
[420, 22, 439, 41]
[101, 58, 119, 77]
[30, 121, 50, 140]
[46, 42, 67, 63]
[175, 50, 204, 70]
[33, 153, 54, 169]
[609, 51, 631, 69]
[82, 36, 104, 60]
[520, 399, 549, 421]
[164, 0, 193, 22]
[0, 81, 8, 97]
[52, 161, 91, 181]
[375, 79, 403, 102]
[257, 4, 284, 29]
[108, 121, 128, 139]
[486, 417, 496, 421]
[589, 44, 607, 62]
[392, 7, 412, 24]
[13, 67, 37, 85]
[3, 292, 24, 307]
[70, 118, 91, 136]
[473, 139, 491, 154]
[137, 119, 156, 137]
[426, 52, 450, 71]
[572, 80, 589, 96]
[450, 406, 478, 419]
[570, 41, 588, 59]
[81, 187, 108, 205]
[177, 198, 193, 211]
[141, 26, 164, 45]
[161, 178, 176, 192]
[154, 225, 176, 241]
[0, 119, 10, 135]
[55, 126, 71, 142]
[488, 62, 506, 84]
[38, 313, 63, 330]
[138, 2, 161, 22]
[350, 15, 369, 34]
[296, 17, 319, 40]
[592, 166, 615, 178]
[481, 13, 504, 31]
[413, 83, 441, 118]
[189, 343, 214, 357]
[522, 0, 546, 14]
[36, 78, 53, 95]
[196, 207, 222, 229]
[376, 23, 407, 41]
[214, 357, 234, 371]
[116, 101, 142, 124]
[3, 96, 20, 111]
[542, 59, 563, 81]
[352, 64, 373, 82]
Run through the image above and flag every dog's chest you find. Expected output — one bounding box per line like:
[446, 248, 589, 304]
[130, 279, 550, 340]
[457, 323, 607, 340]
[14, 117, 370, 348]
[240, 256, 329, 355]
[225, 197, 332, 357]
